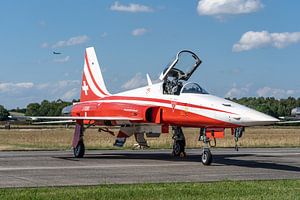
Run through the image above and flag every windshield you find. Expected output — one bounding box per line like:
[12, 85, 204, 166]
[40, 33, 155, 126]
[181, 82, 209, 94]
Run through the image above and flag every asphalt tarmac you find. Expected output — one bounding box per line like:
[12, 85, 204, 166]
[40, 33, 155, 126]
[0, 148, 299, 188]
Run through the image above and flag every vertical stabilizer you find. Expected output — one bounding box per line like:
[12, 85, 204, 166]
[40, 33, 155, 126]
[80, 47, 110, 102]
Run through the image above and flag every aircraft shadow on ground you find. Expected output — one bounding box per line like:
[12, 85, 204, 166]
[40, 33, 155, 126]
[56, 152, 300, 173]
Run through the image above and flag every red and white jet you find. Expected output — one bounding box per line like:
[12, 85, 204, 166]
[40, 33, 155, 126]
[37, 47, 279, 165]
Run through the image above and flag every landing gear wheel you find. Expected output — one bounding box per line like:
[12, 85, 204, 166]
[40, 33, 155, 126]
[74, 140, 85, 158]
[172, 140, 185, 157]
[201, 149, 212, 165]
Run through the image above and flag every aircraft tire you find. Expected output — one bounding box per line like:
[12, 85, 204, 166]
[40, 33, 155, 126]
[201, 149, 212, 165]
[172, 140, 185, 157]
[74, 140, 85, 158]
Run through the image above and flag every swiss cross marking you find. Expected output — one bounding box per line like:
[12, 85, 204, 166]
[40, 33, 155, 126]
[171, 101, 176, 112]
[82, 81, 89, 95]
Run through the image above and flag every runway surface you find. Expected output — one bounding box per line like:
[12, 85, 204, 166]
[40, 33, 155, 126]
[0, 148, 299, 188]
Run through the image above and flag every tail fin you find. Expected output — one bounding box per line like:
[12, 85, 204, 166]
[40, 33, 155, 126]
[80, 47, 110, 102]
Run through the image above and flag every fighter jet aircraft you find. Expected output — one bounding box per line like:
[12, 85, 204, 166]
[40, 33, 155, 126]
[34, 47, 279, 165]
[279, 107, 300, 123]
[53, 51, 62, 55]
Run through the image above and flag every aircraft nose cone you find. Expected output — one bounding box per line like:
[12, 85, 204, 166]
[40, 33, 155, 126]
[254, 113, 279, 125]
[242, 110, 279, 126]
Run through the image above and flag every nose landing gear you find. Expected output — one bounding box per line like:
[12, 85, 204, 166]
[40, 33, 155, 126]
[201, 148, 212, 165]
[232, 127, 245, 151]
[199, 128, 213, 165]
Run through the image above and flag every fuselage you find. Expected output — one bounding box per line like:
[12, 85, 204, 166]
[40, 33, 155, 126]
[70, 81, 279, 128]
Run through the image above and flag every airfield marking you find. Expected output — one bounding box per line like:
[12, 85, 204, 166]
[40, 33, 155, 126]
[0, 163, 199, 171]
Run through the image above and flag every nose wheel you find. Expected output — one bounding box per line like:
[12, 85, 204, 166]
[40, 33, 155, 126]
[201, 148, 212, 165]
[199, 128, 213, 165]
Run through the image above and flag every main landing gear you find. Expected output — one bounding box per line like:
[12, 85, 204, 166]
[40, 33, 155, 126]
[72, 123, 85, 158]
[74, 140, 85, 158]
[172, 126, 186, 157]
[171, 126, 212, 165]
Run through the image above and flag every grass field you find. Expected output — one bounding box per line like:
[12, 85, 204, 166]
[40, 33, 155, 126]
[0, 180, 299, 200]
[0, 126, 299, 150]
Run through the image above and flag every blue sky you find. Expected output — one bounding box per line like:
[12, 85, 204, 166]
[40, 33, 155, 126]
[0, 0, 300, 109]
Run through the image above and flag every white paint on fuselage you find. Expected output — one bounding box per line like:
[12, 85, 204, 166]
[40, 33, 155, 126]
[105, 81, 279, 127]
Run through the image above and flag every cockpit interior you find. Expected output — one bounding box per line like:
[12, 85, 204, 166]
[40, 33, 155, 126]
[160, 50, 208, 95]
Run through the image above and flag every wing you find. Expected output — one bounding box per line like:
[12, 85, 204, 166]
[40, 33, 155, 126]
[29, 116, 144, 125]
[276, 120, 300, 124]
[30, 116, 143, 120]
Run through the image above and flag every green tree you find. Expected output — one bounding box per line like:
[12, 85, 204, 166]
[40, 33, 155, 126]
[25, 103, 41, 116]
[227, 97, 300, 118]
[24, 100, 73, 116]
[0, 105, 9, 121]
[38, 100, 51, 116]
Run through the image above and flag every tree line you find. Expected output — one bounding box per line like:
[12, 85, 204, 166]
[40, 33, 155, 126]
[228, 97, 300, 118]
[0, 99, 76, 120]
[1, 97, 300, 121]
[24, 99, 74, 116]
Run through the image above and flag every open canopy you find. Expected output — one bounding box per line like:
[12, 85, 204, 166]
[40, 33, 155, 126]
[159, 50, 202, 81]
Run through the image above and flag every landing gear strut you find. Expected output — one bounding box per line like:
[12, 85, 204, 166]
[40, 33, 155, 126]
[172, 126, 186, 157]
[199, 128, 212, 165]
[72, 122, 85, 158]
[232, 127, 244, 151]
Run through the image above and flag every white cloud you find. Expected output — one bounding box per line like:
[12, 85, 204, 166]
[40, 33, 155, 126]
[53, 56, 70, 63]
[197, 0, 263, 16]
[52, 35, 89, 48]
[61, 88, 78, 100]
[36, 83, 49, 90]
[41, 42, 49, 48]
[132, 28, 148, 36]
[57, 80, 79, 88]
[122, 73, 147, 90]
[38, 20, 46, 27]
[110, 1, 153, 13]
[233, 31, 300, 52]
[0, 82, 34, 93]
[225, 83, 252, 98]
[0, 80, 81, 109]
[101, 32, 108, 38]
[256, 87, 297, 98]
[36, 80, 80, 100]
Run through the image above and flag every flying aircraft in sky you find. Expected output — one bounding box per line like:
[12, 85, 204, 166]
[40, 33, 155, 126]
[34, 47, 280, 165]
[53, 51, 62, 55]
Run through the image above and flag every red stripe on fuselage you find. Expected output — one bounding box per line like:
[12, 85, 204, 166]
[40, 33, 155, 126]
[85, 52, 108, 96]
[101, 96, 236, 115]
[72, 100, 239, 128]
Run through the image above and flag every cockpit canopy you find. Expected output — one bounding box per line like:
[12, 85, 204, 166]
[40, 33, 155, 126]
[160, 50, 201, 81]
[160, 50, 207, 95]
